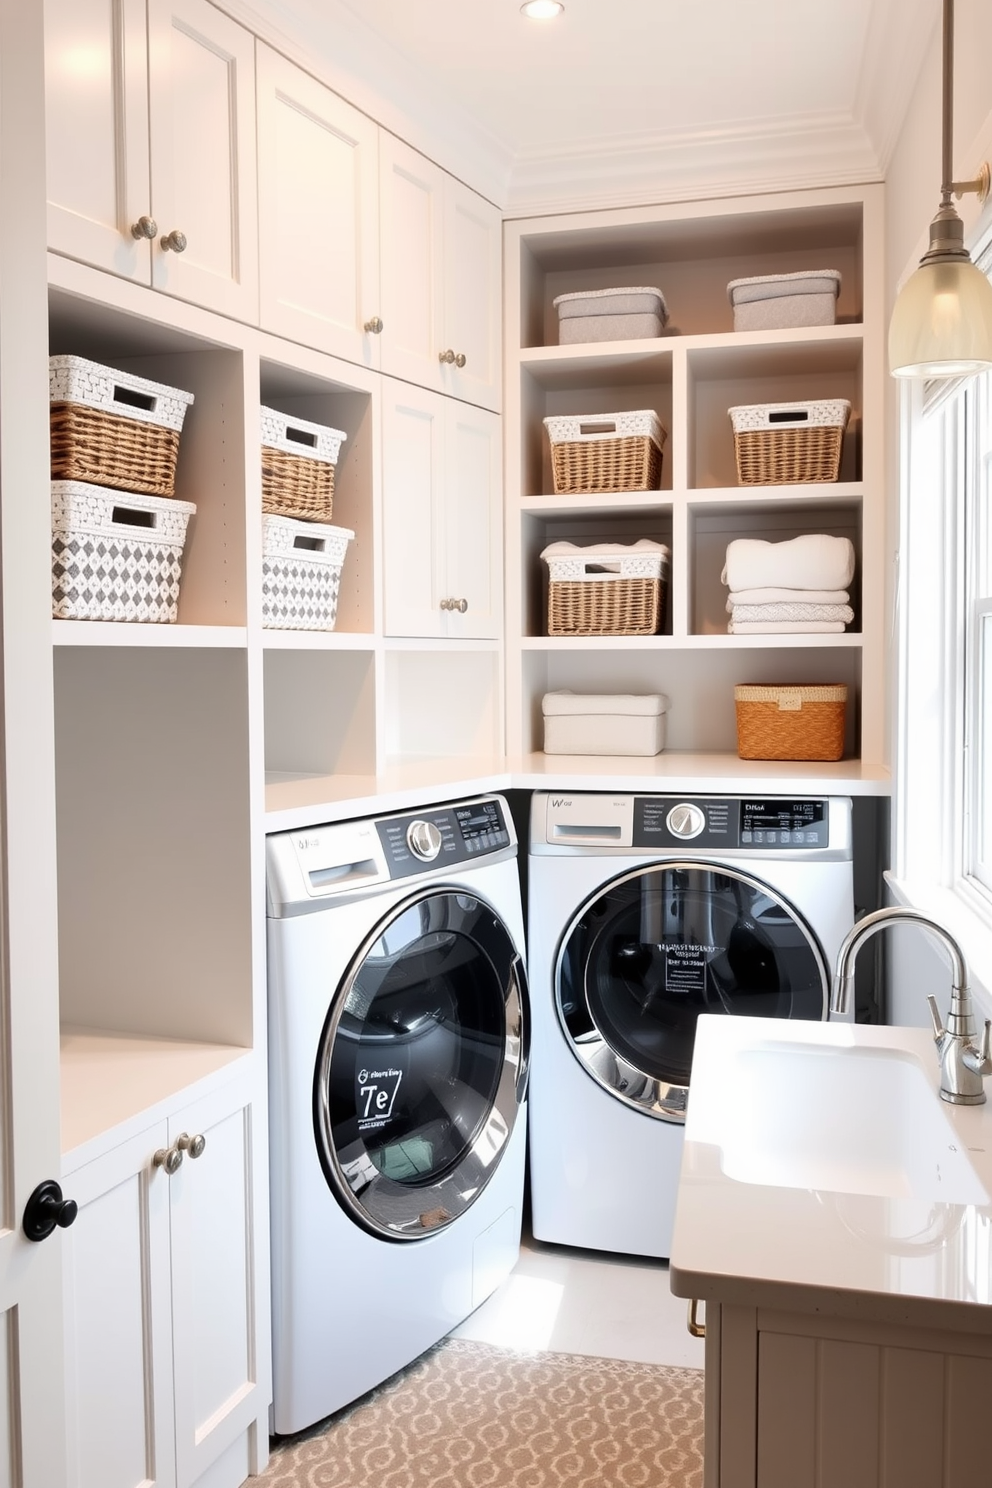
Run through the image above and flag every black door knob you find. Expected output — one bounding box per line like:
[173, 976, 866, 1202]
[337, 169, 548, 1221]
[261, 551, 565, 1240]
[23, 1180, 78, 1242]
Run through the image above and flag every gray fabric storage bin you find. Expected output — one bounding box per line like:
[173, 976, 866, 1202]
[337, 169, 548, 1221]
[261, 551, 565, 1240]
[554, 286, 668, 344]
[727, 270, 841, 331]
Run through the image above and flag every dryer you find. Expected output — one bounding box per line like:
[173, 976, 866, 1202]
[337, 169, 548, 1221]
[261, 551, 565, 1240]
[527, 791, 854, 1261]
[266, 795, 528, 1434]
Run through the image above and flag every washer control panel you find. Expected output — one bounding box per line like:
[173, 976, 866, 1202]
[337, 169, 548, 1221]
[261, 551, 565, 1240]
[377, 797, 512, 878]
[633, 796, 830, 850]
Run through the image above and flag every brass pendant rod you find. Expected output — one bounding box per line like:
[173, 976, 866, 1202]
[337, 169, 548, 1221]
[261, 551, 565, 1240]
[941, 0, 954, 202]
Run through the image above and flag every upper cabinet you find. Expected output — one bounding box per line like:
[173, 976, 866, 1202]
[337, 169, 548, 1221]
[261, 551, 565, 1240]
[44, 0, 258, 322]
[256, 44, 382, 368]
[379, 134, 502, 412]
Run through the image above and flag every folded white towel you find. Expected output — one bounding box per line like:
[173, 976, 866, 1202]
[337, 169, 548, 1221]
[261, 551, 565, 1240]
[729, 602, 854, 624]
[727, 587, 850, 608]
[728, 619, 846, 634]
[721, 534, 855, 593]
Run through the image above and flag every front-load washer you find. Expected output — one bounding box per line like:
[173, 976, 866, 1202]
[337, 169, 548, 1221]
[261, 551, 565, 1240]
[527, 791, 854, 1261]
[266, 794, 528, 1434]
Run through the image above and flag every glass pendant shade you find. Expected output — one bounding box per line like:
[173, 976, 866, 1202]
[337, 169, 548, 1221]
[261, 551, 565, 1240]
[889, 254, 992, 378]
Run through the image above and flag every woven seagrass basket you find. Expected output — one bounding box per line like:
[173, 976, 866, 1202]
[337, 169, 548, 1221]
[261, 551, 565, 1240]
[544, 410, 665, 494]
[49, 356, 194, 499]
[542, 541, 669, 637]
[734, 684, 847, 761]
[260, 407, 346, 523]
[729, 400, 850, 485]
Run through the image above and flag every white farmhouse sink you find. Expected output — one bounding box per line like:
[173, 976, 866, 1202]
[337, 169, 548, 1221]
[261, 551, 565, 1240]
[717, 1041, 989, 1205]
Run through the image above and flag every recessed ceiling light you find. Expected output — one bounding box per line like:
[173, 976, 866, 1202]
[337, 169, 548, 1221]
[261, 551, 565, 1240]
[520, 1, 564, 18]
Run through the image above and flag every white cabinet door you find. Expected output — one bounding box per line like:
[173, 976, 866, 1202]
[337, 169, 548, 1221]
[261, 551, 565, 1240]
[147, 0, 258, 321]
[382, 382, 502, 639]
[382, 381, 446, 637]
[44, 0, 152, 279]
[444, 402, 502, 639]
[257, 44, 381, 366]
[441, 178, 502, 412]
[379, 133, 445, 394]
[379, 134, 502, 411]
[62, 1123, 176, 1488]
[169, 1077, 261, 1488]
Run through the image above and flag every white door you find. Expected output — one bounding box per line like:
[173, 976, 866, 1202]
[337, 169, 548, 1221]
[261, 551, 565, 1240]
[169, 1074, 261, 1488]
[1, 4, 74, 1477]
[257, 44, 381, 366]
[379, 134, 445, 394]
[147, 0, 258, 321]
[441, 180, 502, 412]
[62, 1124, 175, 1488]
[44, 0, 152, 279]
[381, 381, 445, 637]
[444, 403, 502, 639]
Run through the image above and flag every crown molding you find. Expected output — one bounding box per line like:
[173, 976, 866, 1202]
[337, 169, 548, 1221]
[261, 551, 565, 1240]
[503, 113, 885, 219]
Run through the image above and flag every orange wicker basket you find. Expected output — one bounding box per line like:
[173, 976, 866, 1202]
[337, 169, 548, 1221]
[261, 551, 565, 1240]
[734, 684, 848, 761]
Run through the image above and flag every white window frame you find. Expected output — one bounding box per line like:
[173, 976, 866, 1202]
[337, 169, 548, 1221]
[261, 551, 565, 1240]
[892, 228, 992, 1004]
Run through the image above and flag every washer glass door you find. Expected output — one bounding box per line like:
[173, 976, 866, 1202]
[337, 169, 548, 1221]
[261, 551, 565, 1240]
[315, 888, 527, 1239]
[557, 863, 828, 1122]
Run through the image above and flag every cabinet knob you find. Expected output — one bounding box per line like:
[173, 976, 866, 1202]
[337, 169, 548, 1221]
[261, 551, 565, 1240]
[454, 352, 467, 368]
[130, 214, 158, 241]
[153, 1142, 184, 1175]
[364, 316, 384, 334]
[438, 348, 456, 364]
[440, 598, 469, 613]
[160, 229, 187, 254]
[176, 1131, 206, 1160]
[23, 1180, 78, 1242]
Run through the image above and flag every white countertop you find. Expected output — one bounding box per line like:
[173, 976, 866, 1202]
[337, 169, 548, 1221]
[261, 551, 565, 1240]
[669, 1016, 992, 1334]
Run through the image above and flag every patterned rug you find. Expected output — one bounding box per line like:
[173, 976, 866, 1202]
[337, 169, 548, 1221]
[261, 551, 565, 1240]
[258, 1337, 705, 1487]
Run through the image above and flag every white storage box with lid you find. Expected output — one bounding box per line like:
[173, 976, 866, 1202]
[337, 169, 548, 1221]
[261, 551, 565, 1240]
[261, 513, 354, 631]
[260, 406, 347, 525]
[726, 270, 841, 331]
[51, 480, 196, 623]
[553, 287, 669, 345]
[49, 354, 195, 499]
[542, 691, 670, 756]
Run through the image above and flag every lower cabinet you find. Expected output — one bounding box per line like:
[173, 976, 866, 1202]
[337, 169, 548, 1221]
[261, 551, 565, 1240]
[382, 379, 502, 638]
[709, 1303, 992, 1488]
[61, 1068, 265, 1488]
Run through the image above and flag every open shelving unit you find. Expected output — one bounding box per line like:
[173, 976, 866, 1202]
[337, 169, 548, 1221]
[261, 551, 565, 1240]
[503, 184, 887, 781]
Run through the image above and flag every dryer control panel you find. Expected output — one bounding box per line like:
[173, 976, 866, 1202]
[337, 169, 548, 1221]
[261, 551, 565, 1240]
[635, 796, 829, 850]
[377, 797, 512, 878]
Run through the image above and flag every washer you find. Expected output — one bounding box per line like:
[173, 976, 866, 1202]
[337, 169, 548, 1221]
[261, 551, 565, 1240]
[527, 791, 855, 1261]
[266, 795, 529, 1434]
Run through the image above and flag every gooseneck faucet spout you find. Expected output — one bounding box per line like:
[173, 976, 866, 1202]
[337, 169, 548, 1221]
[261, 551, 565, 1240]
[830, 906, 992, 1105]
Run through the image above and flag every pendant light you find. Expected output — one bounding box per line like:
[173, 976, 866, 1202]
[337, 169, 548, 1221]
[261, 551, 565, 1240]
[888, 0, 992, 379]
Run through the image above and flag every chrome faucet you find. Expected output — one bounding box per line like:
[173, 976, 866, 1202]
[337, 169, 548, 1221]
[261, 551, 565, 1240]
[830, 906, 992, 1105]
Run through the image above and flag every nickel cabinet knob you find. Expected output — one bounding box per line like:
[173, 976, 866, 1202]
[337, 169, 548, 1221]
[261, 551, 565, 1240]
[438, 348, 456, 364]
[454, 352, 467, 368]
[160, 229, 187, 254]
[130, 215, 158, 240]
[177, 1131, 206, 1159]
[364, 316, 384, 334]
[440, 598, 469, 613]
[153, 1141, 184, 1175]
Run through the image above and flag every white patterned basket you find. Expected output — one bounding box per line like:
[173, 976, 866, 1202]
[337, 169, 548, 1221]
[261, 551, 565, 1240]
[51, 480, 196, 623]
[49, 356, 194, 431]
[728, 400, 851, 434]
[261, 514, 354, 631]
[540, 540, 670, 636]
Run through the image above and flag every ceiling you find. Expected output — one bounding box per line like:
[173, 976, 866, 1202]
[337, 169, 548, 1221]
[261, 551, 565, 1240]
[254, 0, 939, 212]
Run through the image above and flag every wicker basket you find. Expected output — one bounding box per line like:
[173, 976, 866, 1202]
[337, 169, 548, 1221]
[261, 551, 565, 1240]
[543, 410, 665, 494]
[261, 513, 354, 630]
[729, 400, 851, 485]
[734, 684, 848, 761]
[49, 356, 194, 498]
[261, 407, 346, 523]
[541, 540, 669, 636]
[51, 480, 196, 623]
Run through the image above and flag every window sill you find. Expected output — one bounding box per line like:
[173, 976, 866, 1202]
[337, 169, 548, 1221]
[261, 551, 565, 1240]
[885, 873, 992, 1023]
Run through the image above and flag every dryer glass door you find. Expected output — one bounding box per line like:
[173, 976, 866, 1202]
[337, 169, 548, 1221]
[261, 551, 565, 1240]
[314, 888, 527, 1240]
[556, 863, 828, 1123]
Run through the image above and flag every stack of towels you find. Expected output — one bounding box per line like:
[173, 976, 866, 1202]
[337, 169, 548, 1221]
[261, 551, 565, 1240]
[722, 533, 855, 634]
